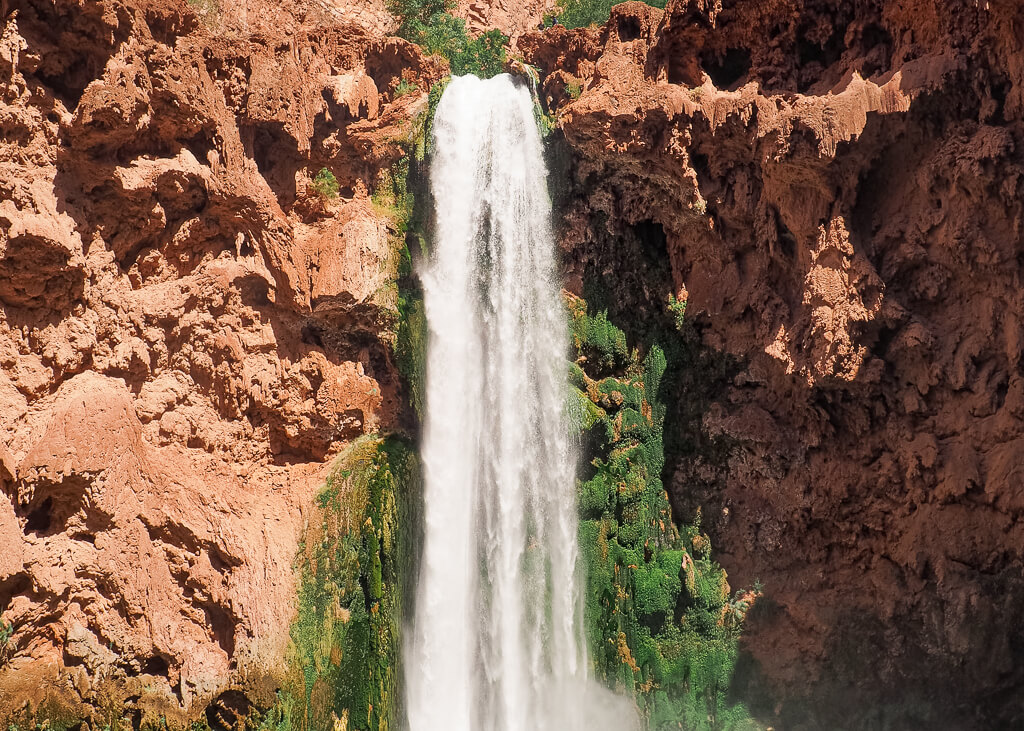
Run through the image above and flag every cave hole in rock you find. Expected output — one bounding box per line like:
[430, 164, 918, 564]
[689, 151, 712, 192]
[774, 211, 798, 260]
[858, 23, 893, 77]
[633, 219, 669, 260]
[617, 16, 642, 42]
[301, 323, 325, 348]
[24, 497, 53, 534]
[249, 123, 298, 207]
[16, 0, 132, 110]
[237, 274, 270, 307]
[796, 22, 848, 91]
[862, 321, 895, 363]
[702, 48, 752, 90]
[202, 601, 237, 660]
[184, 129, 217, 167]
[995, 372, 1010, 411]
[142, 654, 170, 677]
[665, 52, 694, 86]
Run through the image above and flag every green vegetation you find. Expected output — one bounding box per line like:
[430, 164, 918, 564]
[566, 79, 583, 100]
[569, 296, 760, 730]
[394, 78, 419, 98]
[386, 0, 508, 78]
[0, 619, 12, 664]
[311, 168, 340, 200]
[556, 0, 666, 30]
[449, 29, 508, 78]
[369, 149, 428, 422]
[281, 436, 420, 731]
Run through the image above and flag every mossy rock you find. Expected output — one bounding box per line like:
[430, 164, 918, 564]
[569, 295, 760, 730]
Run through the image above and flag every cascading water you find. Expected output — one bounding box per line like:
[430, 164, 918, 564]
[405, 74, 638, 731]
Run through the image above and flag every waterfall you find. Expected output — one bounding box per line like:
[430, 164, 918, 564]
[405, 74, 638, 731]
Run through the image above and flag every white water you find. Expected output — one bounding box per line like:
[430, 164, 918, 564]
[405, 74, 638, 731]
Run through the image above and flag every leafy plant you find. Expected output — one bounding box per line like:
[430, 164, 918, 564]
[285, 437, 420, 731]
[667, 293, 687, 331]
[310, 167, 339, 200]
[450, 29, 508, 78]
[557, 0, 666, 30]
[0, 620, 13, 664]
[566, 79, 583, 100]
[394, 78, 419, 97]
[387, 0, 508, 78]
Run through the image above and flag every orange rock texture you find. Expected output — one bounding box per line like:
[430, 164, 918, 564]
[0, 0, 441, 722]
[524, 1, 1024, 727]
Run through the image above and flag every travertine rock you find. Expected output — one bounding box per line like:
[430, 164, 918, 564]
[0, 0, 441, 723]
[524, 1, 1024, 726]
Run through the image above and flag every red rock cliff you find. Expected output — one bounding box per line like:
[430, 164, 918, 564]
[0, 0, 441, 721]
[523, 1, 1024, 727]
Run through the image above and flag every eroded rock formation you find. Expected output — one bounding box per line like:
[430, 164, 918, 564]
[524, 1, 1024, 727]
[0, 0, 440, 722]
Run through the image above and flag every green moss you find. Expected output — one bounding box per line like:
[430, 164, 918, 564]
[395, 294, 427, 421]
[280, 436, 420, 731]
[570, 297, 761, 730]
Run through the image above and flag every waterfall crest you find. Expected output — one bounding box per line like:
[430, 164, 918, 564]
[405, 74, 637, 731]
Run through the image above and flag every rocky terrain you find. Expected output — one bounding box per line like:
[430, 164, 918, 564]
[523, 1, 1024, 727]
[0, 0, 441, 722]
[3, 0, 1024, 727]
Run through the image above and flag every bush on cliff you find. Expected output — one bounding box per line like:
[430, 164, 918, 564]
[387, 0, 508, 78]
[557, 0, 666, 30]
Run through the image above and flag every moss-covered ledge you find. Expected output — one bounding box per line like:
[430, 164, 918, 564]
[272, 436, 420, 731]
[568, 295, 762, 730]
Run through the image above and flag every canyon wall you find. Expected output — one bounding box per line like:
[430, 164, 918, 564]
[0, 0, 440, 722]
[523, 1, 1024, 728]
[3, 0, 1024, 727]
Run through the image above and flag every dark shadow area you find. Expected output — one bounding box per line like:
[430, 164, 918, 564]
[206, 690, 253, 731]
[702, 47, 752, 91]
[617, 16, 642, 42]
[10, 0, 132, 110]
[247, 122, 300, 208]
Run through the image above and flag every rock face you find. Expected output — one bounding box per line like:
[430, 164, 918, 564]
[0, 0, 441, 722]
[524, 1, 1024, 728]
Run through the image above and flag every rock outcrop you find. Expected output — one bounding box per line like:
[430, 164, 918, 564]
[0, 0, 441, 723]
[524, 1, 1024, 727]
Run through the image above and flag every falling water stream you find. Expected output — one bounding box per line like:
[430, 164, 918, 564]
[404, 74, 638, 731]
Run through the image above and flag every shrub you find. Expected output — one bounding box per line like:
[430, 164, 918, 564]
[387, 0, 508, 78]
[394, 78, 419, 97]
[286, 437, 420, 731]
[450, 29, 508, 78]
[570, 295, 759, 729]
[557, 0, 666, 30]
[0, 620, 12, 664]
[310, 167, 339, 200]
